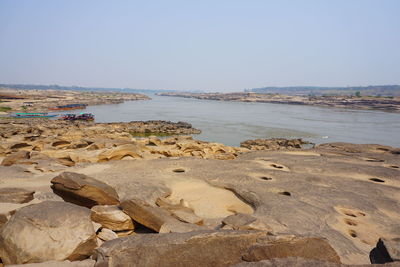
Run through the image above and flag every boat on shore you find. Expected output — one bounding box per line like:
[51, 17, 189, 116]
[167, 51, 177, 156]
[60, 113, 94, 121]
[12, 112, 58, 118]
[49, 104, 87, 111]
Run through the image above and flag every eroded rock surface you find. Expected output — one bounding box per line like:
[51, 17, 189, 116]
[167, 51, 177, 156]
[0, 201, 97, 264]
[93, 231, 340, 267]
[91, 205, 134, 231]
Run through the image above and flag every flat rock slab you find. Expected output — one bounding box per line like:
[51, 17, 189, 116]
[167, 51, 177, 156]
[51, 172, 120, 208]
[7, 259, 95, 267]
[0, 201, 97, 265]
[94, 231, 341, 267]
[0, 187, 34, 204]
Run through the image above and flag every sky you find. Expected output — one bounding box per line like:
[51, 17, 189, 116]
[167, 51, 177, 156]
[0, 0, 399, 92]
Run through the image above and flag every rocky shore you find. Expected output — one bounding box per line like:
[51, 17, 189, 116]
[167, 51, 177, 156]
[0, 88, 150, 113]
[157, 92, 400, 112]
[0, 118, 399, 266]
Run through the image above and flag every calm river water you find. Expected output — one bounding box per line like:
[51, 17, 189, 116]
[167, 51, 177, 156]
[64, 95, 400, 147]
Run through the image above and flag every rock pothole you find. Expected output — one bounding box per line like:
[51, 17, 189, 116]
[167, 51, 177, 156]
[344, 218, 358, 226]
[369, 178, 385, 183]
[348, 229, 357, 238]
[255, 159, 290, 172]
[172, 168, 185, 173]
[364, 158, 384, 163]
[259, 176, 273, 181]
[337, 207, 366, 218]
[278, 191, 291, 196]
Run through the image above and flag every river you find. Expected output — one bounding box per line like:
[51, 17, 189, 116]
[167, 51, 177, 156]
[62, 95, 400, 147]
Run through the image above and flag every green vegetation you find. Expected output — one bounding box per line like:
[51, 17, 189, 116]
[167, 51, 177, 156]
[21, 106, 28, 110]
[0, 106, 12, 112]
[355, 91, 361, 97]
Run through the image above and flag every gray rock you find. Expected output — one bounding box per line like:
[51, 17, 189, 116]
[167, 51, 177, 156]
[93, 231, 341, 267]
[0, 187, 34, 204]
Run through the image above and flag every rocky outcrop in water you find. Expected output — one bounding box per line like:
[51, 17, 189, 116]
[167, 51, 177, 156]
[240, 138, 312, 150]
[158, 92, 400, 112]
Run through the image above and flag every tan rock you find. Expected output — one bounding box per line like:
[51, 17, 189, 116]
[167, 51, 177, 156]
[93, 231, 341, 266]
[0, 188, 34, 204]
[6, 259, 95, 267]
[156, 197, 203, 225]
[97, 228, 119, 241]
[91, 205, 134, 231]
[121, 198, 203, 233]
[0, 201, 97, 264]
[222, 213, 272, 232]
[1, 150, 30, 166]
[97, 144, 144, 162]
[51, 172, 120, 208]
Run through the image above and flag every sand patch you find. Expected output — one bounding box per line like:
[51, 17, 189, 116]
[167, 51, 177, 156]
[166, 178, 253, 219]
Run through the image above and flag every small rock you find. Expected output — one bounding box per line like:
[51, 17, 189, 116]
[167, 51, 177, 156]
[91, 205, 134, 231]
[0, 188, 34, 204]
[98, 228, 119, 241]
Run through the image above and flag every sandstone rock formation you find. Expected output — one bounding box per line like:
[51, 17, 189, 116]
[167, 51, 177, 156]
[121, 198, 203, 233]
[91, 205, 134, 231]
[0, 201, 97, 264]
[221, 213, 272, 231]
[51, 172, 120, 208]
[0, 188, 34, 204]
[158, 92, 400, 112]
[1, 150, 30, 166]
[240, 138, 312, 150]
[6, 259, 95, 267]
[93, 231, 341, 266]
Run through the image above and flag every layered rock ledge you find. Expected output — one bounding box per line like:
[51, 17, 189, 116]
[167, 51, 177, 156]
[0, 118, 399, 266]
[158, 92, 400, 112]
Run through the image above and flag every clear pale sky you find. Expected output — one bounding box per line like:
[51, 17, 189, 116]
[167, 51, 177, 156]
[0, 0, 399, 92]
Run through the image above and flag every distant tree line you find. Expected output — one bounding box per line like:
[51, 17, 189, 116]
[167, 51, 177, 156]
[246, 85, 400, 96]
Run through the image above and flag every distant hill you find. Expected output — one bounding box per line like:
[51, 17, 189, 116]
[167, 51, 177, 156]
[245, 85, 400, 96]
[0, 83, 173, 94]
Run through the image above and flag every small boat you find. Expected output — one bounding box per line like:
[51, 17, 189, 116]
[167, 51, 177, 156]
[49, 104, 87, 111]
[61, 113, 94, 121]
[12, 112, 58, 118]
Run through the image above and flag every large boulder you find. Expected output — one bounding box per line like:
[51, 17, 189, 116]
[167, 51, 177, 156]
[0, 187, 35, 204]
[0, 201, 97, 264]
[93, 231, 341, 267]
[51, 172, 119, 208]
[120, 198, 203, 233]
[91, 205, 134, 231]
